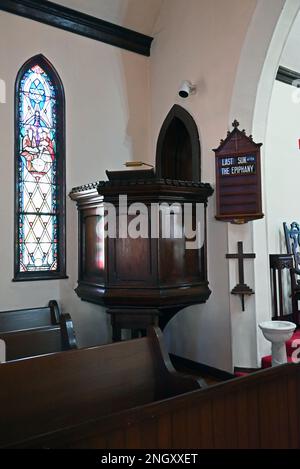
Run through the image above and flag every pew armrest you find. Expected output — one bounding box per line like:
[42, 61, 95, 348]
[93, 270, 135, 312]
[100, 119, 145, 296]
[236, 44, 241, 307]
[148, 326, 206, 400]
[0, 339, 5, 363]
[60, 313, 77, 350]
[49, 300, 61, 324]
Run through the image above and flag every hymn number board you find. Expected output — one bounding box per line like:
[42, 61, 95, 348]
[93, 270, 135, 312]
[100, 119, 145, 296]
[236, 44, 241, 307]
[220, 155, 256, 177]
[213, 120, 264, 224]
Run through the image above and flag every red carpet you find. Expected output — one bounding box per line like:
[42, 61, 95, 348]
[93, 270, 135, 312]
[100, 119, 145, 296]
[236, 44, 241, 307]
[261, 329, 300, 369]
[234, 329, 300, 376]
[234, 371, 249, 378]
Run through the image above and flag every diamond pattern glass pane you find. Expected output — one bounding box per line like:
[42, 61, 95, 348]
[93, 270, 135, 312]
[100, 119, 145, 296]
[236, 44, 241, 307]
[17, 63, 59, 272]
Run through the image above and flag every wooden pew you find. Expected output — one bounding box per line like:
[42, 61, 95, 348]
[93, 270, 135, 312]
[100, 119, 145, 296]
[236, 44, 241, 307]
[0, 327, 204, 448]
[0, 300, 77, 361]
[1, 327, 299, 449]
[52, 361, 299, 450]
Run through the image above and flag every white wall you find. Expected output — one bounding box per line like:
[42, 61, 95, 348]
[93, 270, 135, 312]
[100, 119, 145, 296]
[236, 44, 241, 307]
[0, 11, 150, 347]
[265, 80, 300, 254]
[265, 4, 300, 256]
[281, 8, 300, 71]
[228, 0, 300, 367]
[263, 80, 300, 318]
[149, 0, 257, 372]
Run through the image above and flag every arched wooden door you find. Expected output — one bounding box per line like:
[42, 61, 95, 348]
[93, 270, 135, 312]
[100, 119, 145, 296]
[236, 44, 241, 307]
[156, 105, 201, 182]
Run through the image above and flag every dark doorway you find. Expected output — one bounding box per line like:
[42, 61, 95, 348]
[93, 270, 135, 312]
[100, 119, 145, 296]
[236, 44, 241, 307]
[156, 105, 201, 182]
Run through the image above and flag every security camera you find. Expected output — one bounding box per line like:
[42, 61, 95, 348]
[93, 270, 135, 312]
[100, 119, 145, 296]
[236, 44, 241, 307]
[178, 80, 196, 98]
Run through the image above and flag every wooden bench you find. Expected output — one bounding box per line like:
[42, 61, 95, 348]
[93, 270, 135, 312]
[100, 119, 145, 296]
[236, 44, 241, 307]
[0, 327, 299, 449]
[53, 362, 298, 449]
[0, 327, 204, 448]
[0, 300, 77, 361]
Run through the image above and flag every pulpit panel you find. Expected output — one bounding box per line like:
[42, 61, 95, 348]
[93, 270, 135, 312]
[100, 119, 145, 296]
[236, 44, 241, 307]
[109, 240, 154, 284]
[159, 205, 205, 285]
[107, 210, 157, 286]
[80, 208, 105, 285]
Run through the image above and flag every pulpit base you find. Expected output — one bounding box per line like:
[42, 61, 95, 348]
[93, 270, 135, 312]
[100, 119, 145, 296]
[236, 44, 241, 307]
[107, 307, 183, 341]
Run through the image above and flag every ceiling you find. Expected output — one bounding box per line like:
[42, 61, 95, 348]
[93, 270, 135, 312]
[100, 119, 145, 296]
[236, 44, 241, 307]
[51, 0, 163, 36]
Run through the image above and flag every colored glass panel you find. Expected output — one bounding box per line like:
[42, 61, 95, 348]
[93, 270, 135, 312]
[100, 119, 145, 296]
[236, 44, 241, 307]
[17, 64, 58, 272]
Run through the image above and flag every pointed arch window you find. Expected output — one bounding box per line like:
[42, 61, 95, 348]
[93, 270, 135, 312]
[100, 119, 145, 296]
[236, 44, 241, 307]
[14, 55, 66, 281]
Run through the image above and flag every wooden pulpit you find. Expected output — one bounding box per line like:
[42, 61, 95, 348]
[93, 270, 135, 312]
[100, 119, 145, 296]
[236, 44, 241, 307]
[70, 105, 214, 339]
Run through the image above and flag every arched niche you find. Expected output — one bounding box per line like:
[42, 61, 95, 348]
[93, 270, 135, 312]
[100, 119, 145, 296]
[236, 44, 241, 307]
[155, 105, 201, 182]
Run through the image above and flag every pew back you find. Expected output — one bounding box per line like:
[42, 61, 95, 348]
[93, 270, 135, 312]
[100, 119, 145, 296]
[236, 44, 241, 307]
[0, 301, 59, 332]
[0, 301, 77, 361]
[14, 361, 300, 450]
[0, 327, 202, 448]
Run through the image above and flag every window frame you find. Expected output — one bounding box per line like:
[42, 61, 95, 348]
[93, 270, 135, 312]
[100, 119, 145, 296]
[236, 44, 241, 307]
[13, 54, 67, 282]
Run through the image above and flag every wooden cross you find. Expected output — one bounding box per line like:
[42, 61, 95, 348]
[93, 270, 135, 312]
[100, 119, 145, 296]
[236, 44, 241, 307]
[226, 241, 256, 311]
[231, 120, 240, 152]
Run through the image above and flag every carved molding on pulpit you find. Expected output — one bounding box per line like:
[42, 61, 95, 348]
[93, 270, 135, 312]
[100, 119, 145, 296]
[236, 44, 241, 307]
[70, 177, 213, 194]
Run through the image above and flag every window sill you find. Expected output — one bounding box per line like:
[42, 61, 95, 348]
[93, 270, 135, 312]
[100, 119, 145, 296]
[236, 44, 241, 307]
[12, 274, 69, 282]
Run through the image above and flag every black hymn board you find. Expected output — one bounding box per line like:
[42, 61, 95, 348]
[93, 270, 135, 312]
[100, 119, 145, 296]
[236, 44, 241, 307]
[213, 120, 264, 224]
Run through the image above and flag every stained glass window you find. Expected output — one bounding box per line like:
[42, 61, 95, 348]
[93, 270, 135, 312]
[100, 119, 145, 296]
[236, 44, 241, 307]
[15, 55, 66, 281]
